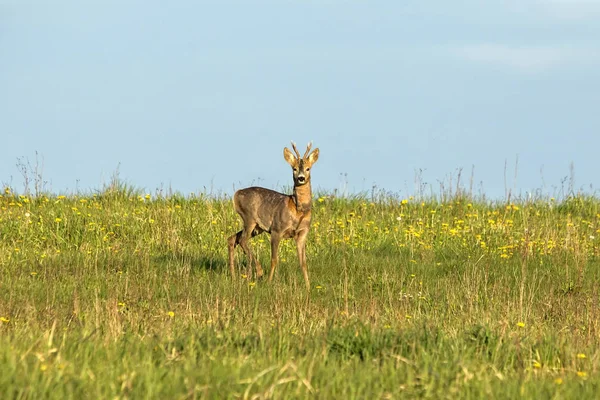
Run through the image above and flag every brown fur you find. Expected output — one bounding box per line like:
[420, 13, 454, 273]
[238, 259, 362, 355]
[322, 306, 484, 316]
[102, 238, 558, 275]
[227, 142, 319, 290]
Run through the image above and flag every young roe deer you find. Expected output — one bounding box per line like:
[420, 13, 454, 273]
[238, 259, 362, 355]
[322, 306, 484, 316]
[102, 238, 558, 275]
[227, 142, 320, 290]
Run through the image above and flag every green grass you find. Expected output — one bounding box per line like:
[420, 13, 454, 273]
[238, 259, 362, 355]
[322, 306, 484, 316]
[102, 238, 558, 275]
[1, 186, 600, 399]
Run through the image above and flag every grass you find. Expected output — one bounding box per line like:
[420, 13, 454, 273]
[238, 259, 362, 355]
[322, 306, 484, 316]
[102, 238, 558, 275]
[1, 184, 600, 399]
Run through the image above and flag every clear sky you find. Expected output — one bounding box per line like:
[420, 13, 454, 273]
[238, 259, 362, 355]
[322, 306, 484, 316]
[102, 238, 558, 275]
[2, 1, 599, 199]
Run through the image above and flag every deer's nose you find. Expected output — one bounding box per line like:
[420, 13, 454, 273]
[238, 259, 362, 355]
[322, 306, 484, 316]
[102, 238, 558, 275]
[297, 176, 306, 183]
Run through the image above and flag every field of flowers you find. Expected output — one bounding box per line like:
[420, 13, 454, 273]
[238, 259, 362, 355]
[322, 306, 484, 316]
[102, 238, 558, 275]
[1, 183, 599, 399]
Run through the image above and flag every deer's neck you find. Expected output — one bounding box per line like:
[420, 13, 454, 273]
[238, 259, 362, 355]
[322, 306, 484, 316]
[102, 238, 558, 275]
[293, 182, 312, 214]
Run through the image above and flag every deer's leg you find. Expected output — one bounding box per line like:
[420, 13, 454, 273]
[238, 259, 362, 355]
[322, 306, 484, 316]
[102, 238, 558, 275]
[267, 232, 282, 283]
[227, 230, 243, 278]
[238, 226, 255, 279]
[238, 223, 265, 280]
[295, 231, 310, 290]
[251, 227, 265, 279]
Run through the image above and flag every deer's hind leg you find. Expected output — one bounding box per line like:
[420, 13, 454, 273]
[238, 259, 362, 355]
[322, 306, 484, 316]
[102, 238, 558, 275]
[228, 231, 243, 279]
[249, 226, 265, 279]
[229, 222, 264, 280]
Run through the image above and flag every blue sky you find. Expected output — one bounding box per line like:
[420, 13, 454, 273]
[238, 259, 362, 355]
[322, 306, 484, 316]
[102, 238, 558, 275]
[2, 1, 599, 199]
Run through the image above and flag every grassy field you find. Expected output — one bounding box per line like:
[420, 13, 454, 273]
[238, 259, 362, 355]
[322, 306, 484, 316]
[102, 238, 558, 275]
[1, 182, 600, 399]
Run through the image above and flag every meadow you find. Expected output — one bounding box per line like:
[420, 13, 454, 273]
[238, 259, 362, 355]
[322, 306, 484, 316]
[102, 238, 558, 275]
[1, 182, 599, 399]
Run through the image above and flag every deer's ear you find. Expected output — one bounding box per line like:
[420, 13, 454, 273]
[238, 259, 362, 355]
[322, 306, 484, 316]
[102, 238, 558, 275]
[307, 148, 319, 165]
[283, 147, 297, 166]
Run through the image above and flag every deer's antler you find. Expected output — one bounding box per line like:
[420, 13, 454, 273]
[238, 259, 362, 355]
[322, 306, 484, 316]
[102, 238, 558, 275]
[291, 141, 301, 159]
[303, 141, 313, 159]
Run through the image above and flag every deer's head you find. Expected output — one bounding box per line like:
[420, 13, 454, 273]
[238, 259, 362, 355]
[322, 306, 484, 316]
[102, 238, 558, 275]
[283, 142, 319, 187]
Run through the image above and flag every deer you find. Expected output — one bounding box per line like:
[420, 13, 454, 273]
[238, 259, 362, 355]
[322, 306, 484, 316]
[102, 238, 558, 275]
[227, 141, 320, 290]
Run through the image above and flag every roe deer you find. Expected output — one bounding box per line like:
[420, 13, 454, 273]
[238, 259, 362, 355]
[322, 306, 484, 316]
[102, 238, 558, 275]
[227, 142, 320, 290]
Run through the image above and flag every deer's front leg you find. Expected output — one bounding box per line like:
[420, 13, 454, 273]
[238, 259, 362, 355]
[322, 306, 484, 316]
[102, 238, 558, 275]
[268, 232, 282, 283]
[295, 230, 310, 290]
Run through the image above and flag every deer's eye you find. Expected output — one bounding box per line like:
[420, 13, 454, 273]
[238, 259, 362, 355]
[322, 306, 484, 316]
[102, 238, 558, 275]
[306, 168, 310, 171]
[293, 168, 298, 172]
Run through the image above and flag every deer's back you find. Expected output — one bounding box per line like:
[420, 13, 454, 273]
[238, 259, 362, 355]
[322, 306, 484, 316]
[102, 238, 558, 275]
[233, 187, 293, 231]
